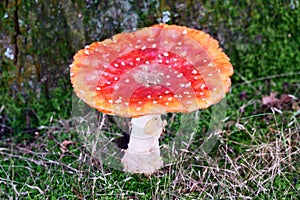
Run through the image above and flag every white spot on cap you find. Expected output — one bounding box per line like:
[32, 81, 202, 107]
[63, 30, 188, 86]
[145, 60, 150, 64]
[158, 60, 163, 63]
[84, 50, 90, 55]
[107, 81, 111, 85]
[182, 29, 188, 35]
[159, 96, 162, 99]
[69, 64, 73, 68]
[203, 59, 207, 63]
[177, 73, 183, 78]
[114, 85, 119, 90]
[96, 87, 101, 91]
[114, 77, 118, 81]
[177, 42, 182, 45]
[184, 91, 190, 95]
[113, 40, 117, 43]
[70, 73, 74, 77]
[129, 62, 134, 66]
[194, 77, 198, 80]
[138, 101, 142, 104]
[201, 84, 206, 89]
[153, 101, 157, 104]
[125, 102, 129, 106]
[165, 91, 170, 94]
[125, 79, 130, 83]
[168, 97, 173, 101]
[163, 52, 169, 57]
[213, 88, 217, 92]
[185, 82, 191, 87]
[108, 100, 113, 103]
[192, 70, 197, 74]
[173, 58, 178, 62]
[85, 45, 90, 49]
[136, 107, 141, 111]
[165, 102, 169, 106]
[103, 72, 108, 76]
[164, 40, 168, 44]
[165, 60, 170, 64]
[179, 84, 185, 88]
[115, 99, 122, 104]
[208, 73, 213, 76]
[135, 57, 141, 61]
[121, 61, 125, 66]
[114, 63, 119, 67]
[199, 92, 204, 95]
[208, 63, 214, 67]
[166, 75, 170, 78]
[141, 46, 146, 50]
[147, 95, 151, 99]
[166, 83, 171, 86]
[152, 44, 157, 48]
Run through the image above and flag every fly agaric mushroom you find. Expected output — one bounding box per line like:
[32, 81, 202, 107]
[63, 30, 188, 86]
[70, 24, 233, 175]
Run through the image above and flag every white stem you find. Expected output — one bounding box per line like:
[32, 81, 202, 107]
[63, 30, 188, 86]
[121, 115, 166, 175]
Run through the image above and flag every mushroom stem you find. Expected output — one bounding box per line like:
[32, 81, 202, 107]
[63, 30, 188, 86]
[121, 115, 166, 175]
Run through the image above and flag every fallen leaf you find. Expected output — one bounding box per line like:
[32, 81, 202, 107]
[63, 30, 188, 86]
[60, 140, 73, 154]
[262, 92, 279, 106]
[262, 92, 298, 111]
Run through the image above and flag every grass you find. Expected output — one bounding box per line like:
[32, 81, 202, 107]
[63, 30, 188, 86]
[1, 0, 300, 199]
[0, 76, 299, 199]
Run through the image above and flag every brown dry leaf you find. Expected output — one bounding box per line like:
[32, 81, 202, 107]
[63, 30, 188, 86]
[262, 92, 298, 111]
[60, 140, 73, 154]
[279, 94, 297, 104]
[262, 92, 279, 106]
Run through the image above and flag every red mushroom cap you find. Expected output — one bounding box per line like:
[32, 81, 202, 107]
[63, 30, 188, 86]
[70, 24, 233, 117]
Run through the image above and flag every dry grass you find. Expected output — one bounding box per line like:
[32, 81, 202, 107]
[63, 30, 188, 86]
[1, 77, 299, 199]
[0, 110, 299, 199]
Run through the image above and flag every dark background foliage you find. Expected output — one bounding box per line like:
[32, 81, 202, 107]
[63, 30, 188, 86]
[1, 0, 299, 137]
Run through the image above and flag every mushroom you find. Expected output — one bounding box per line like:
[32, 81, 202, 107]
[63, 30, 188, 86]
[70, 24, 233, 175]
